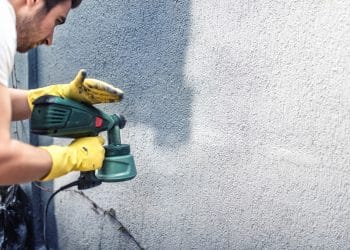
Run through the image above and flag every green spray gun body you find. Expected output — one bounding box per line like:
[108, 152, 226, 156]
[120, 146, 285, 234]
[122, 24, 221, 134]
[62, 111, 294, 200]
[30, 95, 137, 189]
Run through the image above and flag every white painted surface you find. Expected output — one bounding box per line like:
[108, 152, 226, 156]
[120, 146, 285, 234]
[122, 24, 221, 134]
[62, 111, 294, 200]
[37, 0, 350, 249]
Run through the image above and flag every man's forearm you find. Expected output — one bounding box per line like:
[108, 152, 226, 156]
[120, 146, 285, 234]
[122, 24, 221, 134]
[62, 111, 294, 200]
[0, 85, 51, 184]
[8, 88, 31, 120]
[0, 138, 52, 184]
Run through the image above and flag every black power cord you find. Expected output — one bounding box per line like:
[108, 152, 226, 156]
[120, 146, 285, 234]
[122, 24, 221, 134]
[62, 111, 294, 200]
[44, 180, 79, 250]
[42, 173, 144, 250]
[44, 171, 102, 249]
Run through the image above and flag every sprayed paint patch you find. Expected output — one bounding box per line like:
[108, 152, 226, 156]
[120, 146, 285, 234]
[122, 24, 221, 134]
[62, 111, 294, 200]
[259, 146, 320, 168]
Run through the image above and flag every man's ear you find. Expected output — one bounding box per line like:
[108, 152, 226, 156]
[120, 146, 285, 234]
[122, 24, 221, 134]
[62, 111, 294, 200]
[26, 0, 44, 8]
[25, 0, 36, 7]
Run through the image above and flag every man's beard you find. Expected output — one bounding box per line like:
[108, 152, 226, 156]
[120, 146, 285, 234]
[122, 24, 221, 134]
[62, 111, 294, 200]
[16, 10, 45, 53]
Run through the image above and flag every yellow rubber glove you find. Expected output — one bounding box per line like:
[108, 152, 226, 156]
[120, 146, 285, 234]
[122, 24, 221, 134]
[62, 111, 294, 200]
[28, 70, 124, 110]
[39, 136, 105, 181]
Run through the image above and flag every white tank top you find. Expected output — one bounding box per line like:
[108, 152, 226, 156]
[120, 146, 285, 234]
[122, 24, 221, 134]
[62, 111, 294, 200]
[0, 0, 16, 87]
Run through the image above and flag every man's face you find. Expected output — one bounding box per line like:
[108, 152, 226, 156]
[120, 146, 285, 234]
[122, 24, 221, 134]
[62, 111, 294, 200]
[16, 0, 72, 53]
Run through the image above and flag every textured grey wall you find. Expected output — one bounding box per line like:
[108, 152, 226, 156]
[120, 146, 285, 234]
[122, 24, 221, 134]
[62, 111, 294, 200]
[36, 0, 350, 249]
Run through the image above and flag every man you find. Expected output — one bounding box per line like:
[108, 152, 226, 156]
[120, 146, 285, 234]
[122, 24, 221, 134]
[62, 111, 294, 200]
[0, 0, 123, 184]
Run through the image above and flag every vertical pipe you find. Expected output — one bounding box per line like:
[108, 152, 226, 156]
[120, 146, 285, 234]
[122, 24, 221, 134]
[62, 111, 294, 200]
[28, 48, 45, 249]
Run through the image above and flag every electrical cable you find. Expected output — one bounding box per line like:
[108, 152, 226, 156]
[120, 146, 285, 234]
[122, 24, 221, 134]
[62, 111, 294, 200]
[44, 180, 79, 250]
[42, 177, 144, 250]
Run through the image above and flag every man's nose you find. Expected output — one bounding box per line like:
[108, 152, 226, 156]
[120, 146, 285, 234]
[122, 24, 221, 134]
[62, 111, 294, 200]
[44, 33, 54, 46]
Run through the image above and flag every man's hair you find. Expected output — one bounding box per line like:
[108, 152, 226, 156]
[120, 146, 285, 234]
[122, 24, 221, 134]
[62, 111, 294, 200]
[44, 0, 82, 11]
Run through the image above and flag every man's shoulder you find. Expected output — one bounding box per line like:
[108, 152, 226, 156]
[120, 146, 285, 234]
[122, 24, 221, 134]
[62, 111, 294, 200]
[0, 0, 16, 35]
[0, 0, 15, 18]
[0, 0, 16, 46]
[0, 0, 16, 87]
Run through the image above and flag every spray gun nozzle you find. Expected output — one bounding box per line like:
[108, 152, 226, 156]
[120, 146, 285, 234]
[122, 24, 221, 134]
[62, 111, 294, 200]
[112, 114, 126, 129]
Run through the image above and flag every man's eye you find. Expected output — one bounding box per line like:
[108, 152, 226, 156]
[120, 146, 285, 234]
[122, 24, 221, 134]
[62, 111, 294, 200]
[56, 18, 65, 25]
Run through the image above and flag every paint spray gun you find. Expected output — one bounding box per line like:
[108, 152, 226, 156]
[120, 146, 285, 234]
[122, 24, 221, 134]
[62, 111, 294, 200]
[30, 95, 137, 190]
[30, 95, 137, 247]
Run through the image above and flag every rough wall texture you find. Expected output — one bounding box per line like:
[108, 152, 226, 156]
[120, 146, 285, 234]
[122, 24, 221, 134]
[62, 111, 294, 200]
[35, 0, 350, 249]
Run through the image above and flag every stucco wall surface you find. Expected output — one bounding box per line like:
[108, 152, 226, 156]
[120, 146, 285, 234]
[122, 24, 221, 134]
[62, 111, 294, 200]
[36, 0, 350, 249]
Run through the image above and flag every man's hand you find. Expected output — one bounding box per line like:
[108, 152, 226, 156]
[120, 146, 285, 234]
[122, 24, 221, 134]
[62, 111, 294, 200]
[27, 69, 124, 110]
[39, 136, 105, 181]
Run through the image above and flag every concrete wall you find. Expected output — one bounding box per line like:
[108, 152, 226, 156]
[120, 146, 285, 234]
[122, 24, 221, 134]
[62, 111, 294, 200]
[36, 0, 350, 249]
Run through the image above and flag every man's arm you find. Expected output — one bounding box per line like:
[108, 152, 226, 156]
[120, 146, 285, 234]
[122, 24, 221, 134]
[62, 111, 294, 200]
[8, 88, 30, 121]
[0, 84, 51, 184]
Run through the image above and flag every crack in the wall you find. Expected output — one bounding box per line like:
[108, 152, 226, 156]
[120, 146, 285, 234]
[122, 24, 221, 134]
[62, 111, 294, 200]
[71, 190, 144, 250]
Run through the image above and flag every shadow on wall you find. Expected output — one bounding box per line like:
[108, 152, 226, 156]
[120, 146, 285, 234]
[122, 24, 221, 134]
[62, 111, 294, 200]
[36, 2, 192, 247]
[51, 0, 193, 147]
